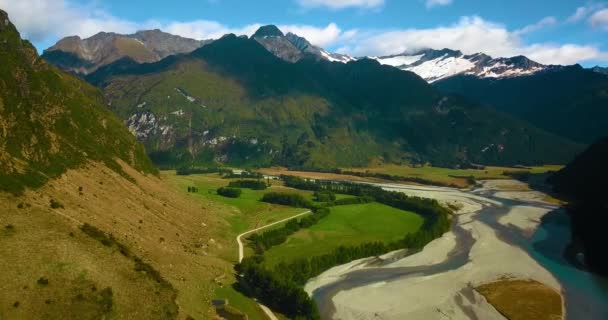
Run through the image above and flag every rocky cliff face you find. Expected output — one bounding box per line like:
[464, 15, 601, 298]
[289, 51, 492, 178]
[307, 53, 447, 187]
[251, 25, 355, 63]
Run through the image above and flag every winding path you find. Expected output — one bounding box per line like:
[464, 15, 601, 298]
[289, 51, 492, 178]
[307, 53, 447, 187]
[235, 210, 311, 320]
[236, 210, 311, 263]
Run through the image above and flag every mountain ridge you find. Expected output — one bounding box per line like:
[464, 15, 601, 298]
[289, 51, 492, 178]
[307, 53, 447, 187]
[42, 29, 211, 75]
[83, 26, 581, 169]
[372, 48, 555, 82]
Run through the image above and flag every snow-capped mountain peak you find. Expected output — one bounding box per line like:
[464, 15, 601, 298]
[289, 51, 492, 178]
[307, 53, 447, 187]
[372, 49, 550, 82]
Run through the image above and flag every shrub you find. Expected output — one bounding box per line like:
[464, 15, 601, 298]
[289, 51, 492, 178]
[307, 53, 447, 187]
[228, 180, 267, 190]
[217, 187, 242, 198]
[261, 192, 315, 209]
[50, 199, 64, 209]
[37, 277, 49, 286]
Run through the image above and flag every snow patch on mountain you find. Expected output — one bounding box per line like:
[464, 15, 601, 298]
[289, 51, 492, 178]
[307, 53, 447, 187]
[373, 54, 424, 67]
[371, 49, 550, 82]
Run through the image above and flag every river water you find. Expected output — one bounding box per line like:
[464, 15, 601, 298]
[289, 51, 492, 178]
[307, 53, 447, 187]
[309, 182, 608, 319]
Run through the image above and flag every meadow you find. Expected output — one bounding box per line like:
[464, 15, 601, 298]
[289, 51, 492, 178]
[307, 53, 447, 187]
[261, 202, 424, 267]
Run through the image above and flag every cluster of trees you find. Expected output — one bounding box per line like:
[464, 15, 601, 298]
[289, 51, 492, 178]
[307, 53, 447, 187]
[237, 256, 319, 319]
[249, 208, 330, 252]
[238, 176, 452, 318]
[282, 175, 451, 217]
[228, 179, 268, 190]
[217, 187, 242, 198]
[261, 192, 316, 209]
[187, 186, 199, 193]
[176, 167, 232, 176]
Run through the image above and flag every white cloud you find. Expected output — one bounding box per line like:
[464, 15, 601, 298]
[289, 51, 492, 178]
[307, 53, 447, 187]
[162, 21, 262, 40]
[567, 4, 605, 23]
[426, 0, 453, 9]
[295, 0, 384, 10]
[514, 16, 557, 35]
[0, 0, 140, 43]
[0, 0, 357, 49]
[279, 23, 357, 47]
[337, 16, 608, 65]
[589, 8, 608, 29]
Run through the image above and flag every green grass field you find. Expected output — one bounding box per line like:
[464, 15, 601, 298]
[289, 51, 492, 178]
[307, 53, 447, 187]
[261, 202, 424, 267]
[167, 172, 311, 236]
[214, 286, 269, 320]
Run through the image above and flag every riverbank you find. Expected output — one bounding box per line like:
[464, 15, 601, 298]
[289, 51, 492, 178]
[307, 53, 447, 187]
[305, 179, 608, 320]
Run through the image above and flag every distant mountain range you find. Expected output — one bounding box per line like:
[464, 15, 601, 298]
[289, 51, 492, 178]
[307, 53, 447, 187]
[40, 24, 608, 169]
[44, 25, 603, 83]
[42, 29, 210, 74]
[58, 25, 580, 169]
[371, 49, 555, 82]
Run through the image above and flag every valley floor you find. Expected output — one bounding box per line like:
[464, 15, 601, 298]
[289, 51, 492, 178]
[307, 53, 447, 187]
[304, 180, 608, 320]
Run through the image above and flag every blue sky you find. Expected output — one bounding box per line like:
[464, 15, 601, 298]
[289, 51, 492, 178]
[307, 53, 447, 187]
[1, 0, 607, 66]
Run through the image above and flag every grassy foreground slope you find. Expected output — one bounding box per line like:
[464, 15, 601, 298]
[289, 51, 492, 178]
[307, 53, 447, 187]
[0, 10, 251, 320]
[0, 162, 237, 320]
[261, 202, 423, 267]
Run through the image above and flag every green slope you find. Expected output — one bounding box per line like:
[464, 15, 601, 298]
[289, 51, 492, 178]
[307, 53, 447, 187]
[85, 30, 581, 169]
[0, 10, 156, 194]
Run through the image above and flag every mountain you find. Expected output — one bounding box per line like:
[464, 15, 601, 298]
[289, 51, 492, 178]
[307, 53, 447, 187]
[372, 48, 552, 82]
[42, 30, 210, 75]
[548, 137, 608, 275]
[251, 25, 354, 63]
[84, 26, 580, 169]
[0, 9, 156, 194]
[434, 65, 608, 143]
[591, 66, 608, 76]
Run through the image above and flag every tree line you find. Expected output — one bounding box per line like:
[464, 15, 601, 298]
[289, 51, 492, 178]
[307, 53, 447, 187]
[228, 179, 268, 190]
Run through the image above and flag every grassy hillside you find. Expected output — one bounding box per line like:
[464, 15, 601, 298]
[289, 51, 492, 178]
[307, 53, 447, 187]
[0, 161, 239, 320]
[0, 10, 252, 319]
[87, 33, 581, 169]
[0, 10, 156, 195]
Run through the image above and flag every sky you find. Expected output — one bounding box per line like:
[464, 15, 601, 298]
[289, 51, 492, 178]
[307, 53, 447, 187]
[1, 0, 607, 66]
